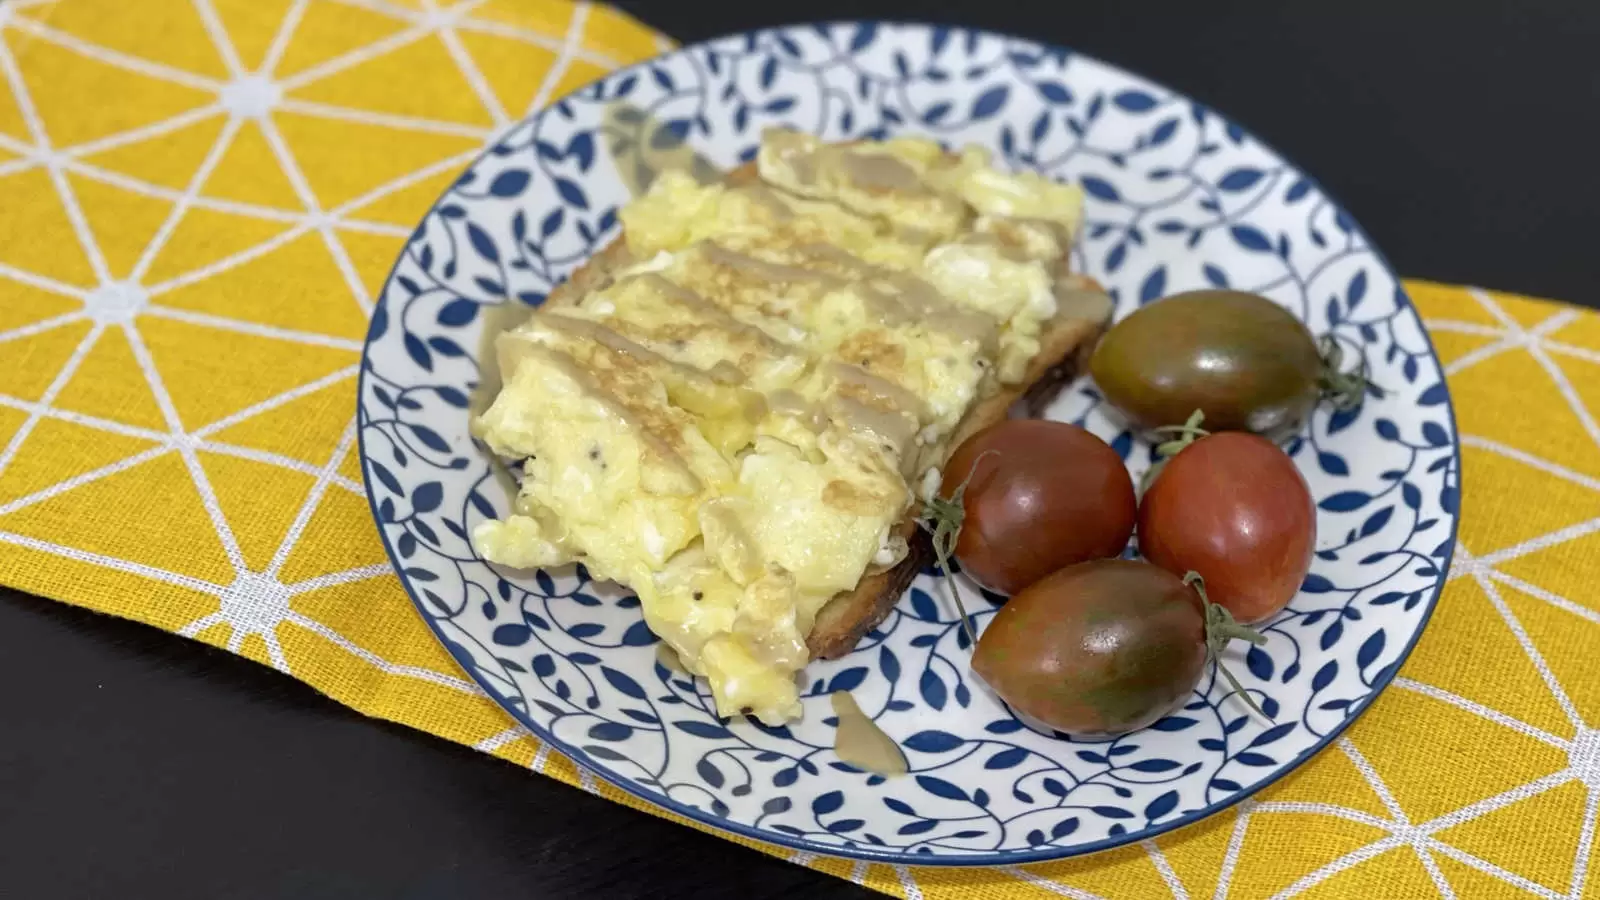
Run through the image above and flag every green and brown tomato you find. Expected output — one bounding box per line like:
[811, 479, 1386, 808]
[971, 559, 1264, 736]
[1090, 290, 1362, 439]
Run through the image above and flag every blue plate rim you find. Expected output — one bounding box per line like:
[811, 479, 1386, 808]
[354, 19, 1462, 867]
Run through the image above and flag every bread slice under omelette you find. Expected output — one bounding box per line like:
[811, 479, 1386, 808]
[472, 129, 1113, 723]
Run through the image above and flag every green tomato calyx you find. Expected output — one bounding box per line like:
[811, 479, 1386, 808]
[1141, 409, 1209, 495]
[1150, 408, 1210, 457]
[1183, 571, 1271, 720]
[919, 449, 998, 649]
[1318, 334, 1371, 412]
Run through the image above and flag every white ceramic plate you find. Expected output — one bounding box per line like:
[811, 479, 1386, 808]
[356, 22, 1460, 864]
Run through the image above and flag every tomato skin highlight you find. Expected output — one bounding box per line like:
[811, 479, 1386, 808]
[942, 420, 1137, 596]
[972, 559, 1207, 736]
[1138, 432, 1315, 624]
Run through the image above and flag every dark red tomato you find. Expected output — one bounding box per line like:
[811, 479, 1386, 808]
[941, 420, 1136, 596]
[1138, 432, 1315, 623]
[972, 559, 1208, 736]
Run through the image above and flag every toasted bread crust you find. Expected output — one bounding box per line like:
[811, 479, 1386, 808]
[540, 158, 1111, 661]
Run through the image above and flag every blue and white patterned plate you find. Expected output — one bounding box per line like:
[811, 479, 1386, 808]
[357, 22, 1460, 865]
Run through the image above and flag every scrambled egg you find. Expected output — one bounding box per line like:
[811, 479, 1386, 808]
[473, 128, 1083, 723]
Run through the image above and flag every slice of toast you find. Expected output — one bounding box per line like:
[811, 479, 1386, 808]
[537, 159, 1113, 661]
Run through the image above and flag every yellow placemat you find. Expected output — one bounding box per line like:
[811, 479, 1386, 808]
[0, 2, 1588, 897]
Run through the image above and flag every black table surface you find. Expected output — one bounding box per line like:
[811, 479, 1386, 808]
[3, 2, 1596, 898]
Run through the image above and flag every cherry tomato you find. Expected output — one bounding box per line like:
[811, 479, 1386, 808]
[939, 420, 1136, 596]
[1138, 432, 1315, 623]
[1091, 291, 1324, 439]
[973, 559, 1219, 736]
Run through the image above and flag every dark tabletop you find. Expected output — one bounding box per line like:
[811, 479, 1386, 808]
[2, 2, 1595, 898]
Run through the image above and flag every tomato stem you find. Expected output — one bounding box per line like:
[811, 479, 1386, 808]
[1183, 571, 1271, 720]
[919, 450, 998, 649]
[1150, 408, 1210, 455]
[1141, 409, 1210, 495]
[1317, 334, 1370, 412]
